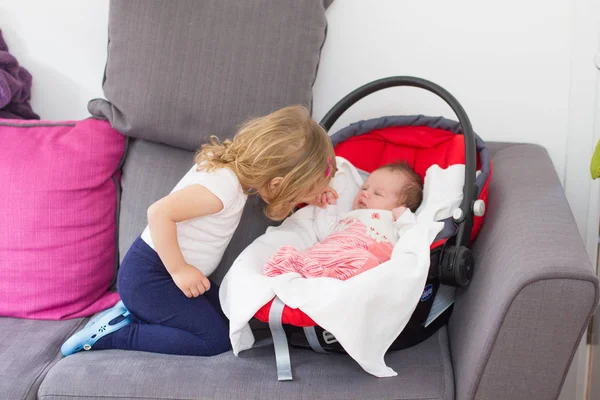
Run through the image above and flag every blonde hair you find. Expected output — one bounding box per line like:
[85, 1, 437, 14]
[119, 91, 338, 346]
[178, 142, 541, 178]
[195, 105, 336, 220]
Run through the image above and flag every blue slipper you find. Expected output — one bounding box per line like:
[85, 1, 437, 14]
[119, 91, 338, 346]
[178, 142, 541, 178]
[61, 301, 131, 356]
[83, 300, 128, 328]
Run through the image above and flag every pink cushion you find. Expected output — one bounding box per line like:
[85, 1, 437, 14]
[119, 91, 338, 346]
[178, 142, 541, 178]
[0, 118, 125, 320]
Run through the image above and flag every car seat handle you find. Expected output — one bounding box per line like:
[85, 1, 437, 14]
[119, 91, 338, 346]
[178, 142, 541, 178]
[320, 76, 476, 247]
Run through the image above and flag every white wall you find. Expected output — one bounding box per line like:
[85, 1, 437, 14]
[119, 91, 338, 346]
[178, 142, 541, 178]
[1, 0, 599, 398]
[313, 0, 574, 184]
[0, 0, 108, 120]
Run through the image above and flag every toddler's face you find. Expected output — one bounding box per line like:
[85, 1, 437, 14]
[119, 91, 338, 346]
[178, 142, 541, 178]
[352, 169, 406, 211]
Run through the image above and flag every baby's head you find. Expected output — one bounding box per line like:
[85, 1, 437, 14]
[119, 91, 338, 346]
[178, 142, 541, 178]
[352, 161, 423, 212]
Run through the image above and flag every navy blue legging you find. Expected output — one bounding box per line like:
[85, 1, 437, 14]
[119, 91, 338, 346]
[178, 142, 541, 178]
[94, 237, 230, 356]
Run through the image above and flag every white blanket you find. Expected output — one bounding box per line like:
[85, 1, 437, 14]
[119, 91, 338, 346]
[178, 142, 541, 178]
[219, 157, 465, 377]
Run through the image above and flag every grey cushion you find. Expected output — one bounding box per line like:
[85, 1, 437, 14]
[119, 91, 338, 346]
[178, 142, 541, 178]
[39, 326, 453, 400]
[88, 0, 329, 151]
[0, 317, 84, 400]
[448, 143, 599, 400]
[117, 139, 194, 264]
[118, 139, 278, 285]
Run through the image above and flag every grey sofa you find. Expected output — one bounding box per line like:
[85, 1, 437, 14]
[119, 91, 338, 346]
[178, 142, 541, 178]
[1, 1, 598, 400]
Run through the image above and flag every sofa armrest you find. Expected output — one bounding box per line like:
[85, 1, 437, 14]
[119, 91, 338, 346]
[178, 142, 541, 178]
[448, 143, 599, 400]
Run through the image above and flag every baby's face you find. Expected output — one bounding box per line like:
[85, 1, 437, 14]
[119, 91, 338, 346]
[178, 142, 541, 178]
[352, 169, 407, 211]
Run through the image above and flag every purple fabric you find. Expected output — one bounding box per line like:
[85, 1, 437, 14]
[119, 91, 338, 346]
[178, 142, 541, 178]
[0, 29, 39, 120]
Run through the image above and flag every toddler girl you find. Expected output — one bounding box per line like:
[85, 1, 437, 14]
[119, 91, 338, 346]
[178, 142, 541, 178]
[264, 161, 422, 280]
[61, 105, 336, 357]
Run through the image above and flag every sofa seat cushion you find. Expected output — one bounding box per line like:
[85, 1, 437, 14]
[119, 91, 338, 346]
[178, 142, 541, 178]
[39, 326, 453, 400]
[0, 317, 85, 400]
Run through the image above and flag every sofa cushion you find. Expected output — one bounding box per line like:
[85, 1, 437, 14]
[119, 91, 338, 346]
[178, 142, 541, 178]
[0, 119, 124, 319]
[0, 317, 85, 400]
[39, 326, 453, 400]
[88, 0, 329, 151]
[118, 139, 278, 285]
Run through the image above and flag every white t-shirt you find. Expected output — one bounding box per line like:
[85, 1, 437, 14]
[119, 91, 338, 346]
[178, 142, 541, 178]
[141, 165, 247, 277]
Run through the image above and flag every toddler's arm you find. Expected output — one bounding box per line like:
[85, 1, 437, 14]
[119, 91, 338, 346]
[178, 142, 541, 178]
[314, 204, 340, 242]
[312, 170, 346, 241]
[147, 184, 220, 297]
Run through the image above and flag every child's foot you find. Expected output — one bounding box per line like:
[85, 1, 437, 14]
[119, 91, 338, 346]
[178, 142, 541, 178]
[83, 300, 128, 328]
[61, 301, 131, 356]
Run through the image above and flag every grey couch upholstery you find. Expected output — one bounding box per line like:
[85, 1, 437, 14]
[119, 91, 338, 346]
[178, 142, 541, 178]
[1, 1, 598, 399]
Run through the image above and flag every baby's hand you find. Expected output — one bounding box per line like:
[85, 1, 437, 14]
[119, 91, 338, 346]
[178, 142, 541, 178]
[310, 186, 338, 208]
[392, 206, 408, 221]
[170, 264, 211, 298]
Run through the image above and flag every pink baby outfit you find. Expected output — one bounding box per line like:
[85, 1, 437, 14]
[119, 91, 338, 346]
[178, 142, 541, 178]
[264, 208, 401, 280]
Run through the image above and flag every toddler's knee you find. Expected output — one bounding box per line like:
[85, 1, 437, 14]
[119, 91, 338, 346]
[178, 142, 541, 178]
[207, 335, 231, 356]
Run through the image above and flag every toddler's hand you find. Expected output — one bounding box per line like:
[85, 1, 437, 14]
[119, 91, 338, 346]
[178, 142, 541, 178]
[392, 206, 408, 221]
[311, 186, 338, 208]
[170, 264, 211, 298]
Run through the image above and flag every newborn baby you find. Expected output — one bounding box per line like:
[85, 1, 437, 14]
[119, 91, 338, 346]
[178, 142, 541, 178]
[264, 161, 423, 280]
